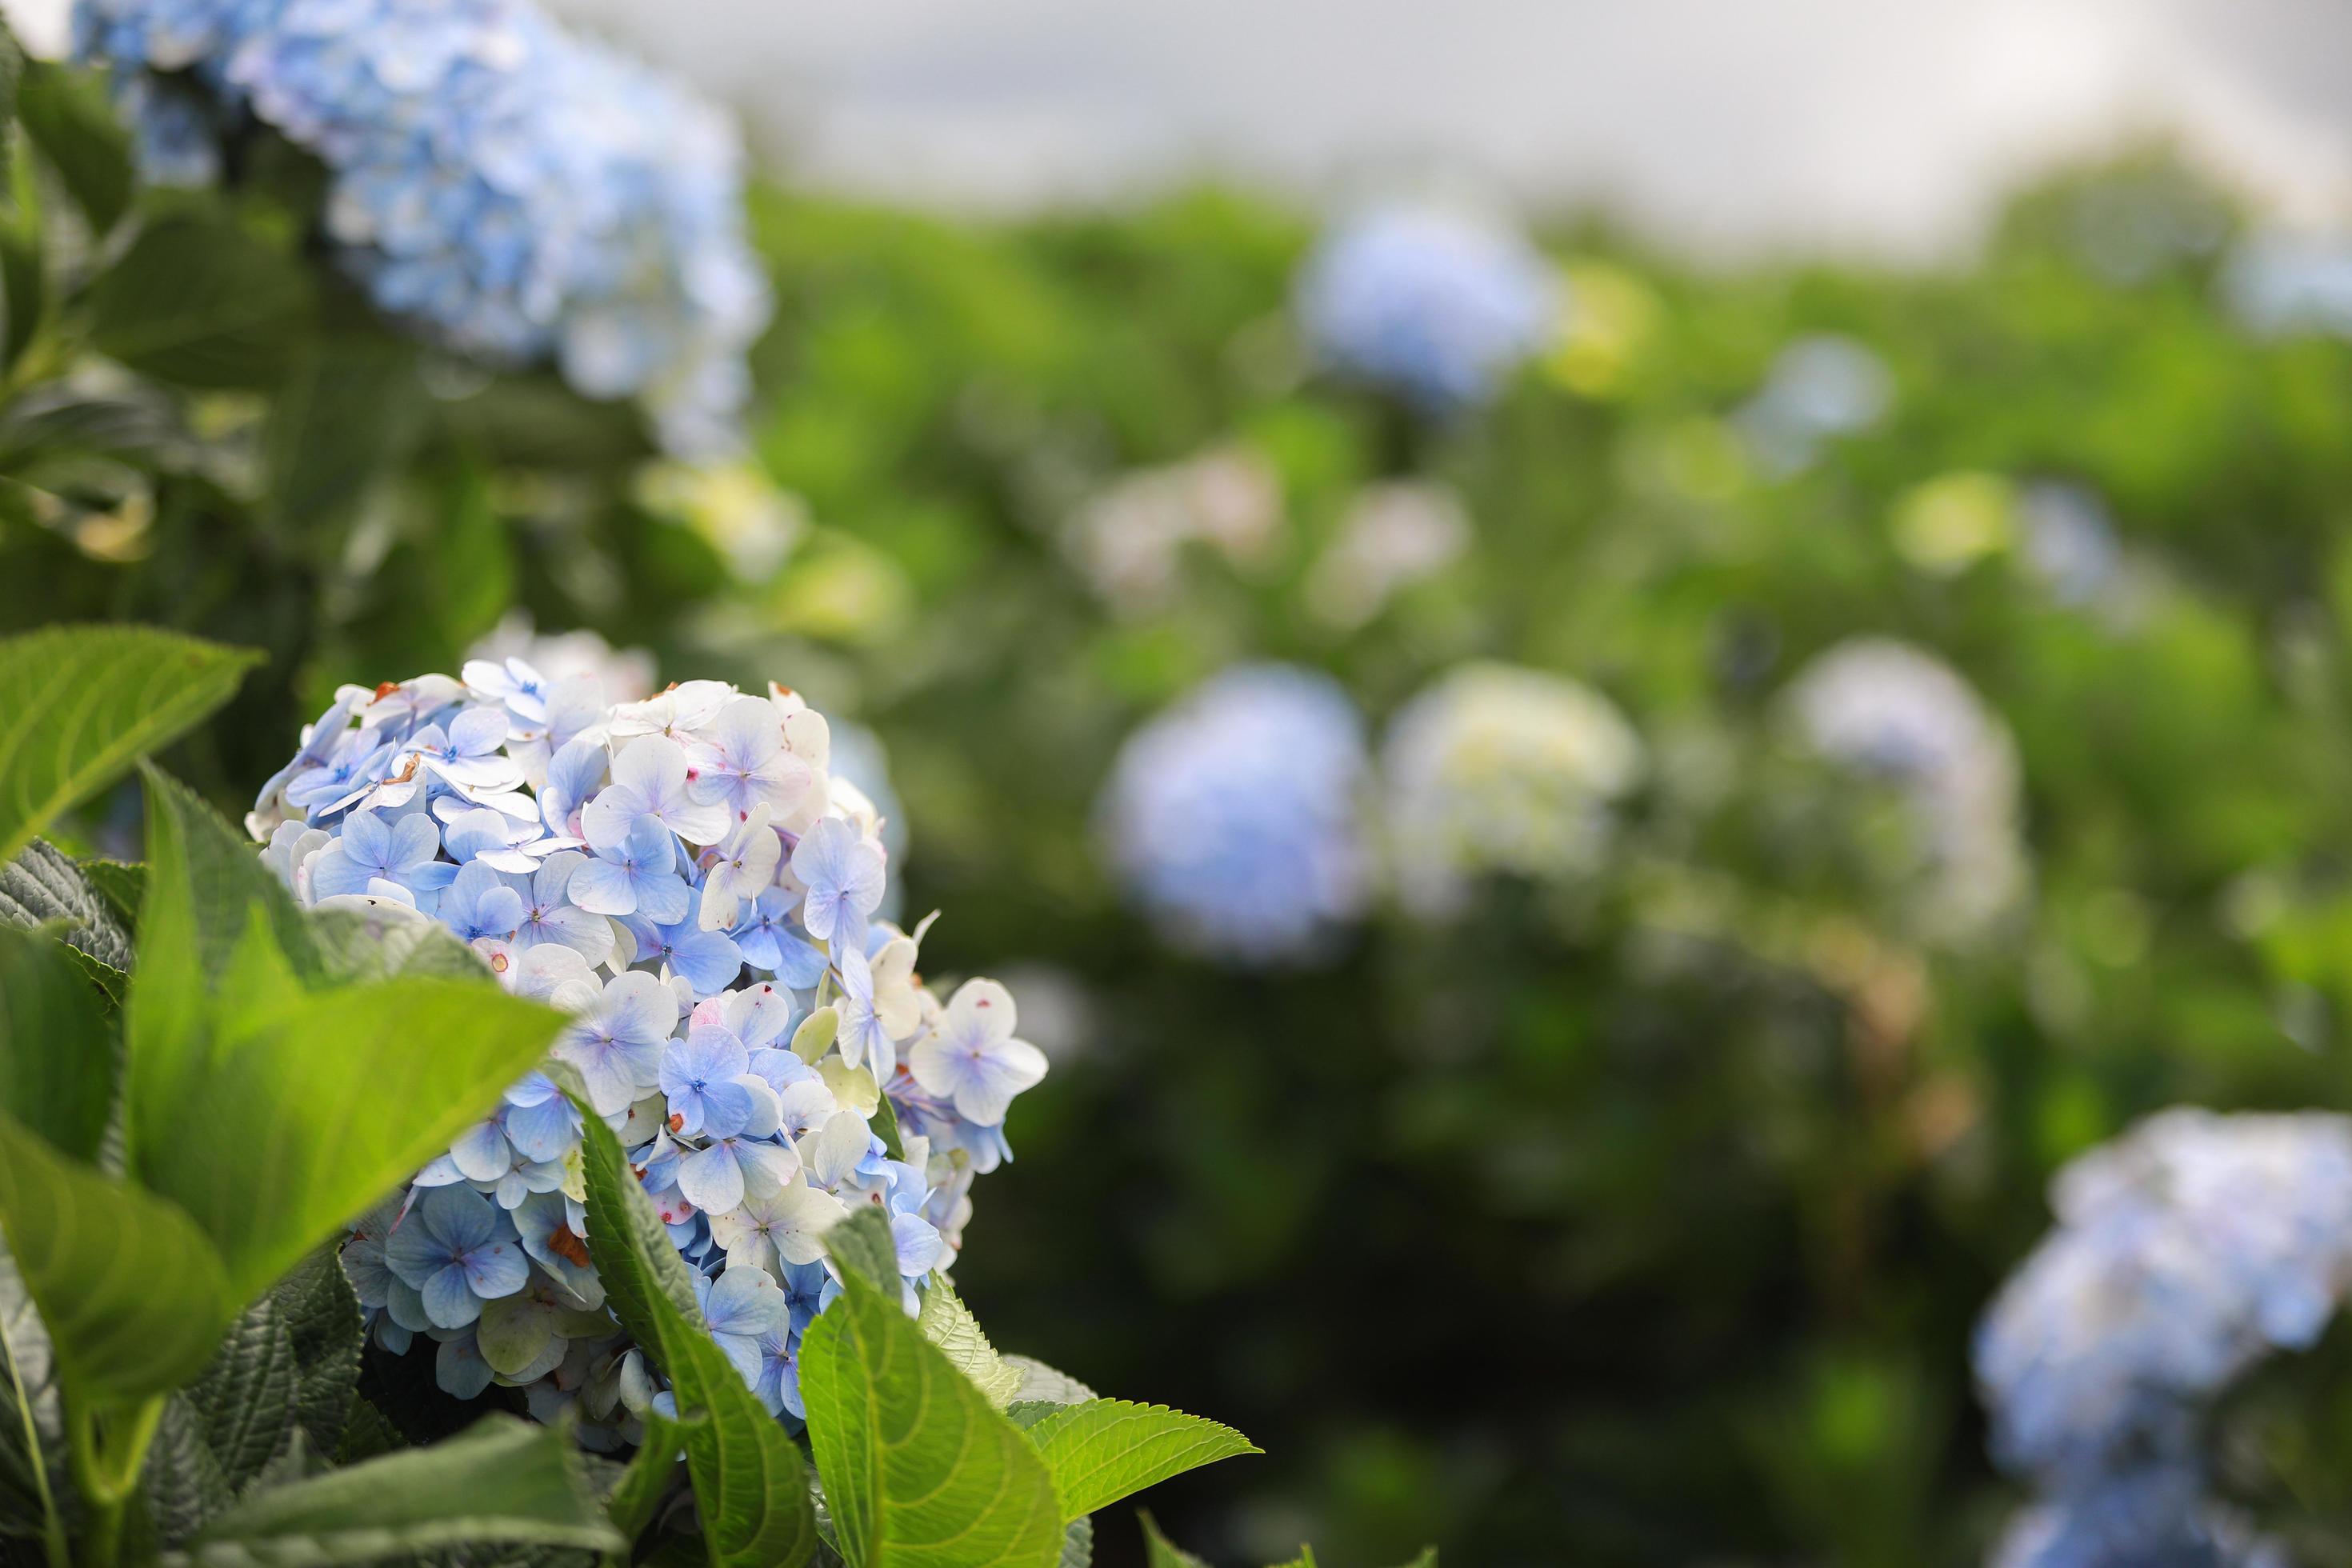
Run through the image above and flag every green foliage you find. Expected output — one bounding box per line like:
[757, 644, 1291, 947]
[0, 1106, 231, 1402]
[573, 1095, 818, 1568]
[86, 213, 314, 389]
[1021, 1402, 1258, 1524]
[13, 61, 129, 235]
[799, 1251, 1065, 1568]
[165, 1414, 622, 1566]
[0, 922, 113, 1161]
[0, 627, 258, 864]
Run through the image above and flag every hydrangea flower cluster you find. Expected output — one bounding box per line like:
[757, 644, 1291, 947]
[253, 660, 1046, 1437]
[1782, 638, 2027, 944]
[75, 0, 770, 454]
[1098, 663, 1371, 966]
[1975, 1110, 2352, 1566]
[1294, 205, 1560, 411]
[1381, 663, 1644, 920]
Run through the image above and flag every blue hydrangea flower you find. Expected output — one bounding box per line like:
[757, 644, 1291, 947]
[383, 1185, 530, 1329]
[1977, 1110, 2352, 1555]
[252, 658, 1047, 1438]
[74, 0, 770, 454]
[1295, 204, 1559, 411]
[1990, 1466, 2286, 1568]
[1098, 663, 1372, 966]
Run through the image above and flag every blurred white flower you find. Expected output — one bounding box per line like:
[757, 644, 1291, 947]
[1304, 481, 1470, 629]
[1064, 446, 1282, 616]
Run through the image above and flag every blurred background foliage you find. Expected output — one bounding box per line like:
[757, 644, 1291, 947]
[14, 50, 2352, 1560]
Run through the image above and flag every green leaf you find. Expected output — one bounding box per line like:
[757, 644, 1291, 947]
[0, 626, 258, 863]
[334, 1401, 401, 1468]
[601, 1407, 690, 1550]
[185, 1297, 298, 1493]
[167, 1414, 621, 1567]
[1057, 1517, 1092, 1568]
[131, 937, 568, 1304]
[1136, 1514, 1208, 1568]
[914, 1278, 1022, 1408]
[1263, 1553, 1320, 1568]
[15, 61, 129, 235]
[574, 1102, 817, 1568]
[268, 1250, 363, 1459]
[139, 1394, 234, 1550]
[1002, 1358, 1097, 1408]
[868, 1090, 906, 1162]
[798, 1266, 1065, 1568]
[0, 1108, 231, 1401]
[1, 839, 133, 980]
[823, 1206, 900, 1295]
[86, 211, 314, 387]
[1, 226, 47, 378]
[0, 1242, 68, 1551]
[306, 904, 487, 985]
[262, 340, 421, 548]
[128, 766, 319, 1122]
[76, 858, 142, 931]
[0, 921, 113, 1160]
[1022, 1402, 1258, 1525]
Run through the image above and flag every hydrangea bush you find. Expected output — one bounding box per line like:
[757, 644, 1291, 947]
[250, 658, 1047, 1432]
[74, 0, 770, 452]
[1975, 1110, 2352, 1565]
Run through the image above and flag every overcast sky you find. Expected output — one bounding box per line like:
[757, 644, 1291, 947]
[19, 0, 2352, 261]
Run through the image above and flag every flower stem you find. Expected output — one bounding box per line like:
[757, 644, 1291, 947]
[68, 1395, 163, 1568]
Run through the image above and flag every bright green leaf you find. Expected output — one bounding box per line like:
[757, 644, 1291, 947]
[168, 1414, 621, 1566]
[133, 950, 567, 1304]
[915, 1276, 1022, 1408]
[0, 1109, 230, 1402]
[0, 922, 112, 1160]
[1023, 1401, 1258, 1525]
[574, 1102, 817, 1568]
[1136, 1513, 1209, 1568]
[0, 627, 257, 864]
[799, 1266, 1065, 1568]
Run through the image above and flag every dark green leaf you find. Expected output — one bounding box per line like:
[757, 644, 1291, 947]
[574, 1105, 816, 1568]
[0, 229, 42, 377]
[798, 1267, 1064, 1568]
[599, 1407, 688, 1551]
[1021, 1401, 1258, 1525]
[86, 212, 313, 387]
[186, 1297, 298, 1493]
[0, 1107, 231, 1401]
[269, 1251, 364, 1458]
[0, 1243, 67, 1550]
[15, 62, 130, 235]
[0, 842, 134, 1000]
[0, 921, 112, 1160]
[0, 627, 258, 863]
[76, 858, 142, 931]
[169, 1414, 620, 1567]
[263, 340, 422, 547]
[138, 1395, 234, 1550]
[334, 1400, 402, 1467]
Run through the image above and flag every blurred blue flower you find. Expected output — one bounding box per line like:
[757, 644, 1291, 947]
[1098, 663, 1371, 966]
[1295, 204, 1558, 410]
[76, 0, 770, 453]
[1990, 1466, 2285, 1568]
